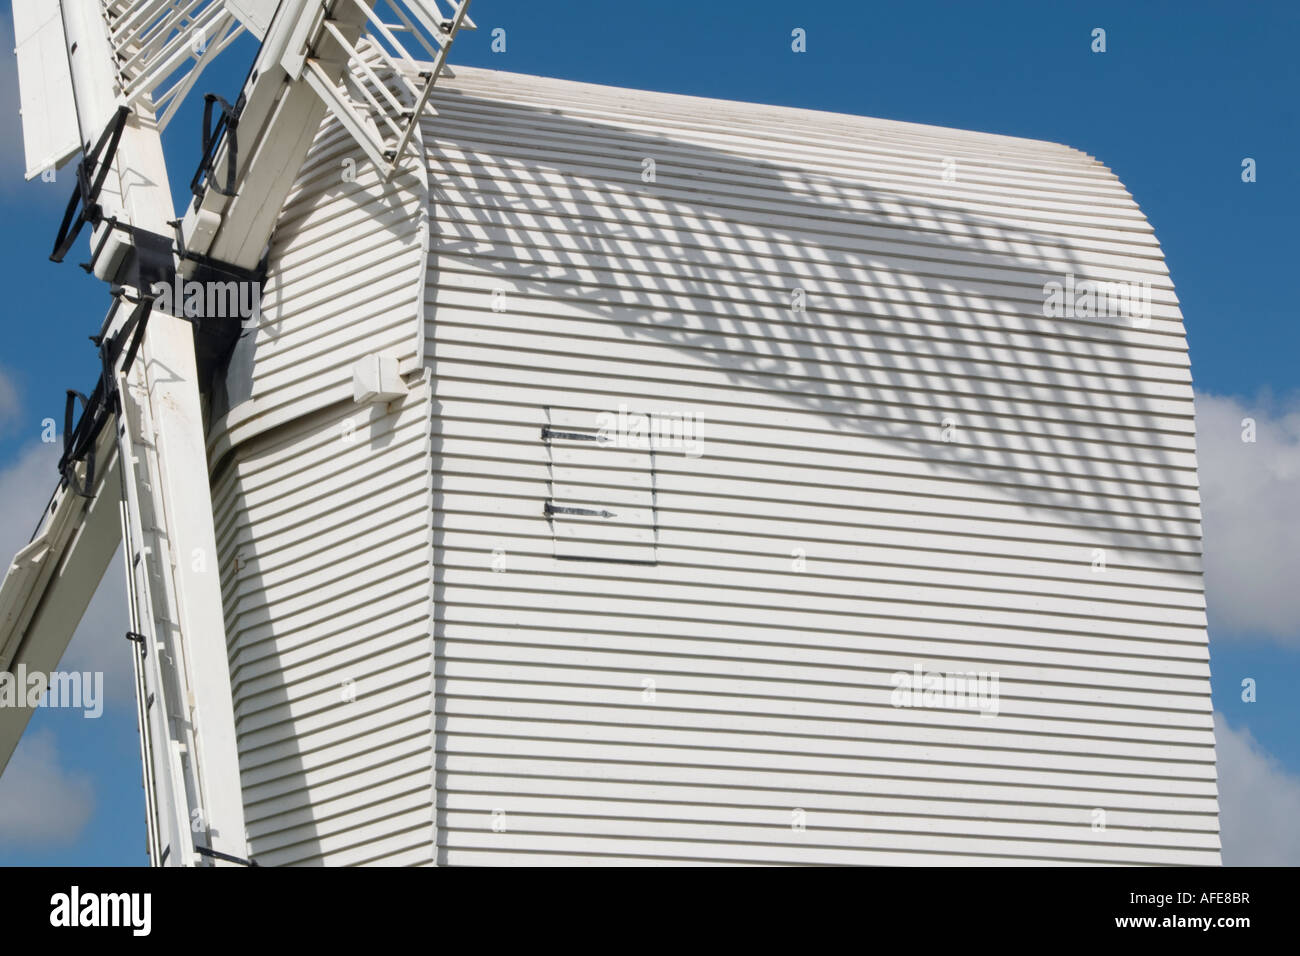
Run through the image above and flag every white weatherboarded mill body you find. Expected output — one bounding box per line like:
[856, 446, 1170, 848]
[207, 66, 1217, 865]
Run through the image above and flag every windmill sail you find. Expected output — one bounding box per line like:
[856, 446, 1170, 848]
[11, 0, 81, 177]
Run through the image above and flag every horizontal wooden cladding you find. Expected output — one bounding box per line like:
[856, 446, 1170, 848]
[433, 749, 1219, 864]
[423, 108, 1101, 195]
[441, 753, 1216, 822]
[425, 150, 1160, 272]
[432, 400, 1201, 501]
[427, 83, 1128, 191]
[435, 526, 1204, 621]
[432, 373, 1196, 449]
[437, 832, 1217, 867]
[241, 730, 427, 811]
[438, 450, 1205, 549]
[234, 627, 429, 732]
[433, 461, 1204, 554]
[212, 414, 428, 540]
[427, 437, 1204, 554]
[423, 110, 1142, 222]
[227, 571, 429, 677]
[424, 67, 1214, 863]
[434, 635, 1211, 719]
[424, 197, 1180, 305]
[444, 767, 1215, 828]
[233, 620, 429, 712]
[249, 774, 430, 850]
[435, 848, 1163, 866]
[221, 115, 426, 446]
[226, 626, 429, 761]
[425, 155, 1169, 280]
[437, 793, 1220, 850]
[213, 406, 431, 626]
[437, 670, 1213, 745]
[438, 69, 1105, 172]
[425, 343, 1197, 446]
[220, 504, 428, 623]
[428, 321, 1194, 430]
[237, 694, 428, 791]
[430, 409, 1200, 555]
[442, 595, 1209, 673]
[213, 395, 431, 515]
[434, 729, 1214, 802]
[242, 745, 428, 824]
[428, 269, 1191, 373]
[438, 505, 1204, 590]
[429, 580, 1211, 699]
[423, 86, 1149, 235]
[214, 387, 436, 865]
[246, 280, 417, 423]
[430, 360, 1197, 453]
[255, 806, 433, 867]
[428, 272, 1186, 381]
[435, 576, 1204, 652]
[219, 494, 427, 626]
[430, 297, 1188, 399]
[428, 232, 1190, 332]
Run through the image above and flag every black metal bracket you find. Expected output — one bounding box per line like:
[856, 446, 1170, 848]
[57, 292, 155, 498]
[190, 92, 243, 199]
[541, 426, 607, 443]
[545, 502, 615, 519]
[80, 215, 120, 273]
[100, 291, 155, 402]
[45, 94, 269, 500]
[60, 390, 96, 498]
[51, 106, 131, 264]
[46, 104, 181, 291]
[125, 630, 148, 659]
[194, 845, 258, 866]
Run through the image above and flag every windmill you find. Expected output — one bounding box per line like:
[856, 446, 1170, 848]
[1, 0, 474, 866]
[2, 3, 1220, 868]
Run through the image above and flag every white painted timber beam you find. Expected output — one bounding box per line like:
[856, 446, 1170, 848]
[1, 0, 249, 864]
[180, 0, 367, 271]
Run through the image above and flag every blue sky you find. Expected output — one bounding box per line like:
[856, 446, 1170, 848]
[1, 0, 1297, 865]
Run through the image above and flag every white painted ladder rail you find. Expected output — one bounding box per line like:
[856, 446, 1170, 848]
[112, 292, 256, 867]
[298, 0, 474, 179]
[110, 315, 206, 865]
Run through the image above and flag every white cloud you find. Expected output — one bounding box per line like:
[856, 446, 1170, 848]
[0, 365, 21, 433]
[1195, 392, 1300, 642]
[59, 543, 134, 705]
[1214, 713, 1300, 866]
[0, 441, 59, 556]
[0, 729, 94, 845]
